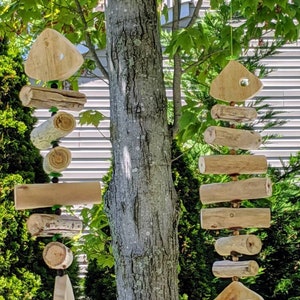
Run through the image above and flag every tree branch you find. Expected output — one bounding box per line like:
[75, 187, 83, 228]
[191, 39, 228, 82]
[74, 0, 109, 80]
[187, 0, 203, 28]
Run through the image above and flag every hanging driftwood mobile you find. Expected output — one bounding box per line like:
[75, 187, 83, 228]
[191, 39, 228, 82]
[14, 27, 101, 299]
[199, 60, 271, 299]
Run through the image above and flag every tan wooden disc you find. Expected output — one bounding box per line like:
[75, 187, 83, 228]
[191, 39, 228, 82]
[43, 146, 72, 174]
[215, 281, 264, 300]
[210, 60, 263, 102]
[24, 28, 84, 81]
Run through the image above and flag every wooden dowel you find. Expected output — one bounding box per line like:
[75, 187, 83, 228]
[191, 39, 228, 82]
[19, 86, 86, 111]
[212, 260, 259, 278]
[211, 104, 257, 123]
[215, 281, 263, 300]
[200, 177, 272, 204]
[200, 208, 271, 230]
[43, 242, 73, 269]
[14, 182, 101, 210]
[43, 146, 72, 174]
[31, 111, 76, 150]
[54, 275, 75, 300]
[27, 214, 82, 237]
[204, 126, 262, 150]
[199, 155, 267, 174]
[214, 235, 262, 256]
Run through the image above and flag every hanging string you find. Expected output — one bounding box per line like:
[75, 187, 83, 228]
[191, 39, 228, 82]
[227, 0, 237, 60]
[50, 0, 54, 28]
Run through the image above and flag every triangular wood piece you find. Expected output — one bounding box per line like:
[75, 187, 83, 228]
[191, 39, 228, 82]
[215, 281, 263, 300]
[53, 275, 75, 300]
[25, 28, 84, 81]
[210, 60, 263, 102]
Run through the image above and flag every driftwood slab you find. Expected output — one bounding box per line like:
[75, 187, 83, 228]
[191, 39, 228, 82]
[24, 28, 84, 81]
[210, 60, 263, 102]
[54, 274, 75, 300]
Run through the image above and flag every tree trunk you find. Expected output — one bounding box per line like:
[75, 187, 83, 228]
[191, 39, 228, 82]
[105, 1, 179, 299]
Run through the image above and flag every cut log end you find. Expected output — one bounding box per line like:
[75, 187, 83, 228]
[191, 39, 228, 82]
[43, 146, 72, 174]
[43, 242, 73, 269]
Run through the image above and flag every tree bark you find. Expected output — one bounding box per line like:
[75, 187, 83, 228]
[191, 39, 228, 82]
[105, 1, 179, 299]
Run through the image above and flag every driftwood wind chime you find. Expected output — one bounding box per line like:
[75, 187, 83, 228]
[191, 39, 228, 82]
[199, 60, 271, 299]
[13, 28, 101, 299]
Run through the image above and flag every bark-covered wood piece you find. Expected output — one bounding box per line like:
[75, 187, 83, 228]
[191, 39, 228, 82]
[199, 155, 267, 174]
[43, 146, 72, 174]
[27, 214, 82, 237]
[204, 126, 262, 150]
[215, 281, 264, 300]
[211, 104, 257, 123]
[30, 111, 76, 150]
[200, 208, 271, 230]
[14, 182, 101, 210]
[54, 275, 75, 300]
[24, 28, 84, 81]
[19, 86, 86, 111]
[212, 260, 259, 278]
[214, 235, 262, 256]
[200, 177, 272, 204]
[43, 242, 73, 269]
[210, 60, 263, 102]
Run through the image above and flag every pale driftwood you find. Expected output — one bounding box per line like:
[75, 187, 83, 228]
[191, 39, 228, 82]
[212, 260, 259, 278]
[14, 182, 101, 210]
[54, 275, 75, 300]
[204, 126, 262, 150]
[24, 28, 84, 81]
[199, 155, 267, 174]
[215, 281, 264, 300]
[210, 60, 263, 102]
[30, 111, 76, 150]
[200, 177, 272, 204]
[200, 208, 271, 230]
[211, 104, 257, 123]
[43, 242, 73, 269]
[26, 214, 82, 237]
[214, 235, 262, 256]
[43, 146, 72, 174]
[19, 86, 86, 111]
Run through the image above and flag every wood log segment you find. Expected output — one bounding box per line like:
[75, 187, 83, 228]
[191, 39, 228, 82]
[212, 260, 259, 278]
[211, 104, 257, 123]
[30, 111, 76, 150]
[19, 86, 86, 111]
[215, 281, 264, 300]
[27, 214, 82, 237]
[54, 275, 75, 300]
[200, 177, 272, 204]
[199, 155, 267, 175]
[214, 235, 262, 256]
[14, 182, 101, 210]
[43, 242, 73, 269]
[204, 126, 262, 150]
[200, 208, 271, 230]
[210, 60, 263, 102]
[24, 28, 84, 82]
[43, 146, 72, 174]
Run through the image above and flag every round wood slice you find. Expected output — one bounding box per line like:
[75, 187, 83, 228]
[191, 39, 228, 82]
[30, 111, 76, 150]
[43, 242, 73, 269]
[24, 28, 84, 81]
[43, 146, 72, 174]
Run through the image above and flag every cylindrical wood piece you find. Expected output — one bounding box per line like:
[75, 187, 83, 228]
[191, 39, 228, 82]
[54, 275, 75, 300]
[43, 242, 73, 269]
[43, 146, 72, 174]
[200, 208, 271, 230]
[26, 214, 82, 237]
[215, 281, 264, 300]
[199, 155, 267, 174]
[211, 104, 257, 123]
[14, 182, 101, 210]
[200, 177, 272, 204]
[30, 111, 76, 150]
[19, 86, 86, 111]
[204, 126, 262, 150]
[214, 235, 262, 256]
[212, 260, 259, 278]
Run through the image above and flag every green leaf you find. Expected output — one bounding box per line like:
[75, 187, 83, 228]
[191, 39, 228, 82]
[79, 110, 105, 127]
